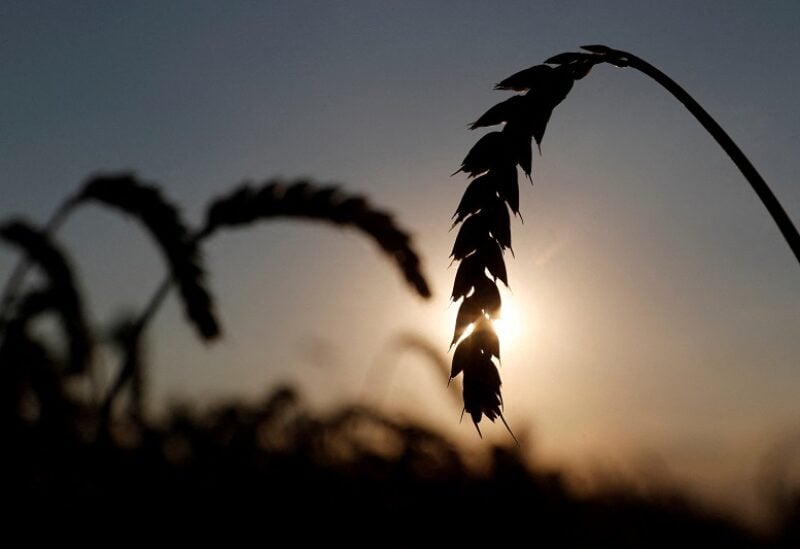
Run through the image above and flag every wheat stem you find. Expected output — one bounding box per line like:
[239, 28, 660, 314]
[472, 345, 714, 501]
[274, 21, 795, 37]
[595, 46, 800, 267]
[100, 179, 432, 412]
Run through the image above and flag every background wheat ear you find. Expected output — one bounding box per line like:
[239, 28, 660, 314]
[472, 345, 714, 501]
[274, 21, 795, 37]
[72, 173, 220, 340]
[450, 56, 584, 437]
[0, 219, 92, 374]
[201, 179, 431, 298]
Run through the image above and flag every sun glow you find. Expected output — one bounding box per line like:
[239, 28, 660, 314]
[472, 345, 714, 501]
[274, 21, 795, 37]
[492, 296, 523, 351]
[450, 292, 528, 354]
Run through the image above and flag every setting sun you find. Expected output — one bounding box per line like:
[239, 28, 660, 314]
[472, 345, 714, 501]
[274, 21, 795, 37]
[492, 294, 523, 352]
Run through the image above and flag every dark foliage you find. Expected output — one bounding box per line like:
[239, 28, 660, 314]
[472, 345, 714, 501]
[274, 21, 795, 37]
[2, 381, 795, 546]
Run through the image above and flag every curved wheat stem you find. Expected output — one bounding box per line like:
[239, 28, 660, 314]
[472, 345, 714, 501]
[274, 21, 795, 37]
[576, 45, 800, 266]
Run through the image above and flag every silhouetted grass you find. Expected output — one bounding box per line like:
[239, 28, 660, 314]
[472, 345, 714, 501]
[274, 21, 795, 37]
[202, 179, 431, 298]
[0, 219, 92, 374]
[73, 174, 220, 340]
[0, 173, 431, 427]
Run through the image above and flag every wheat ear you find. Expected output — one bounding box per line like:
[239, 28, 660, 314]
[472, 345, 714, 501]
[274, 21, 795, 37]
[201, 179, 431, 298]
[0, 219, 92, 373]
[450, 56, 585, 433]
[72, 174, 220, 340]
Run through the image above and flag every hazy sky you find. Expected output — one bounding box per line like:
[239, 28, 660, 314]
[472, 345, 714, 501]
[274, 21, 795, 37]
[2, 1, 799, 518]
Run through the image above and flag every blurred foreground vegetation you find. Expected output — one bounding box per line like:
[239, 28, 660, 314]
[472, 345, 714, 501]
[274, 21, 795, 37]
[3, 376, 798, 546]
[1, 175, 797, 544]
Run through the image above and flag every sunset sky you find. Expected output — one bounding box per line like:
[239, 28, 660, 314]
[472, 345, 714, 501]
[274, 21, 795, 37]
[2, 1, 799, 518]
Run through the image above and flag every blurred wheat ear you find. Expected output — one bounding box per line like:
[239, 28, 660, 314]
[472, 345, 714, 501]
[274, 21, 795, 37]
[89, 176, 432, 418]
[0, 219, 92, 373]
[201, 179, 431, 298]
[71, 174, 220, 340]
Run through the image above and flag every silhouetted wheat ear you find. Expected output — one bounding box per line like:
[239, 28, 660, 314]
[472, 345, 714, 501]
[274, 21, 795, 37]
[72, 174, 220, 340]
[201, 179, 431, 298]
[0, 219, 92, 373]
[450, 54, 589, 436]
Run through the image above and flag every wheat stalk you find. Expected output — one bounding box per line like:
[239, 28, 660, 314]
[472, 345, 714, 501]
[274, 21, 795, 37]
[451, 45, 799, 437]
[101, 313, 146, 424]
[571, 45, 800, 266]
[99, 178, 432, 414]
[201, 179, 431, 298]
[72, 174, 220, 340]
[450, 56, 586, 438]
[0, 173, 433, 427]
[0, 219, 92, 374]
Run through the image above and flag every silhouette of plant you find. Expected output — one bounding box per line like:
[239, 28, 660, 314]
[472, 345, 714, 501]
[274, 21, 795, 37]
[102, 313, 147, 424]
[0, 174, 219, 342]
[1, 174, 796, 544]
[0, 219, 92, 375]
[73, 175, 221, 340]
[201, 179, 430, 298]
[0, 172, 431, 429]
[450, 44, 799, 435]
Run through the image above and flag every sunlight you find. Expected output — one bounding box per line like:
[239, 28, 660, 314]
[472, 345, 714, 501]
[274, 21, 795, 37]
[492, 295, 523, 352]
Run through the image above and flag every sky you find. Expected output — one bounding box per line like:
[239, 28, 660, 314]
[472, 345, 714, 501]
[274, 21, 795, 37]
[2, 0, 799, 520]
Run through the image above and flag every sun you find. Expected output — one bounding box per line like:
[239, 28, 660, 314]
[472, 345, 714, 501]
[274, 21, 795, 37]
[492, 295, 523, 351]
[450, 292, 527, 354]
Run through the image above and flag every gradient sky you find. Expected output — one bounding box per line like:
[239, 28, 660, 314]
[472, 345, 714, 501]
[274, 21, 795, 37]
[2, 1, 799, 519]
